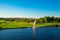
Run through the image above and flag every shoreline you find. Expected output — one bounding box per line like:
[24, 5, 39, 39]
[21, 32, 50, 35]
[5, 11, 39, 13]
[0, 25, 60, 30]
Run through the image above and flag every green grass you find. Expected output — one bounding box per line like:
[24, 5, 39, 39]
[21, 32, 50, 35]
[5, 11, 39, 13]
[0, 22, 33, 28]
[36, 23, 60, 27]
[0, 22, 60, 29]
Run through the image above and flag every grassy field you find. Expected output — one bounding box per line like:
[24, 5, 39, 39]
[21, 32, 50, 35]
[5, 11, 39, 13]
[36, 23, 60, 27]
[0, 22, 33, 28]
[0, 22, 60, 29]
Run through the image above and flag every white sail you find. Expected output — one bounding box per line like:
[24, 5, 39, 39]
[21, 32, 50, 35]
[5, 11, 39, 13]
[33, 19, 36, 29]
[33, 19, 36, 25]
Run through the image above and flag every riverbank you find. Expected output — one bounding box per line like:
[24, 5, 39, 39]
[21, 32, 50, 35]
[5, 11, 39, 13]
[0, 22, 60, 29]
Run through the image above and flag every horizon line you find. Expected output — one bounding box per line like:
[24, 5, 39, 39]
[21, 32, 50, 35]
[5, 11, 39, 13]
[0, 16, 60, 18]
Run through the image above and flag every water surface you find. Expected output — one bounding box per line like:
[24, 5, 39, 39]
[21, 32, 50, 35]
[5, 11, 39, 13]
[0, 27, 60, 40]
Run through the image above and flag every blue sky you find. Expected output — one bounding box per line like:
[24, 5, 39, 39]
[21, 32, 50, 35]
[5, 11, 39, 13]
[0, 0, 60, 18]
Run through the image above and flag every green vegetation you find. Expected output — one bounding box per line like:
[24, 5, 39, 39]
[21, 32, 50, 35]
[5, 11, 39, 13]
[0, 16, 60, 29]
[0, 22, 33, 29]
[36, 23, 60, 27]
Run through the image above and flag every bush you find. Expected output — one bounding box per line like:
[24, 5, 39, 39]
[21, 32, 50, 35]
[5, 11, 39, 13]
[0, 27, 2, 29]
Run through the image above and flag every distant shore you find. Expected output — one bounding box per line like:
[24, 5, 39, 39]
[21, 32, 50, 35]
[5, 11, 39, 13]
[0, 16, 60, 29]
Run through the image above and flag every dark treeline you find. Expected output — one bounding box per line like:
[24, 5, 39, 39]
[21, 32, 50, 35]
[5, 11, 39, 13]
[37, 16, 60, 23]
[0, 16, 60, 23]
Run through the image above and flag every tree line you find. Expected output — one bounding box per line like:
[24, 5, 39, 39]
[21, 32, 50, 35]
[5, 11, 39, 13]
[0, 16, 60, 23]
[37, 16, 60, 23]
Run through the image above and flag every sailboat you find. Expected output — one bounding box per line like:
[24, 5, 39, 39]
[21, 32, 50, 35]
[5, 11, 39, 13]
[33, 19, 36, 29]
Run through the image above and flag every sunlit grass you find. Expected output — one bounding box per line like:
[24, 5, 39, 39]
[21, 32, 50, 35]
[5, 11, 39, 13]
[36, 23, 60, 27]
[0, 22, 33, 28]
[0, 22, 60, 29]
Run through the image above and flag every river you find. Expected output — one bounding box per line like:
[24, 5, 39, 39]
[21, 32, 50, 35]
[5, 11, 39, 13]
[0, 27, 60, 40]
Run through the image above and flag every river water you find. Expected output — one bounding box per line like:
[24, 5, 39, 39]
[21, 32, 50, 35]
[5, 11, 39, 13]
[0, 27, 60, 40]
